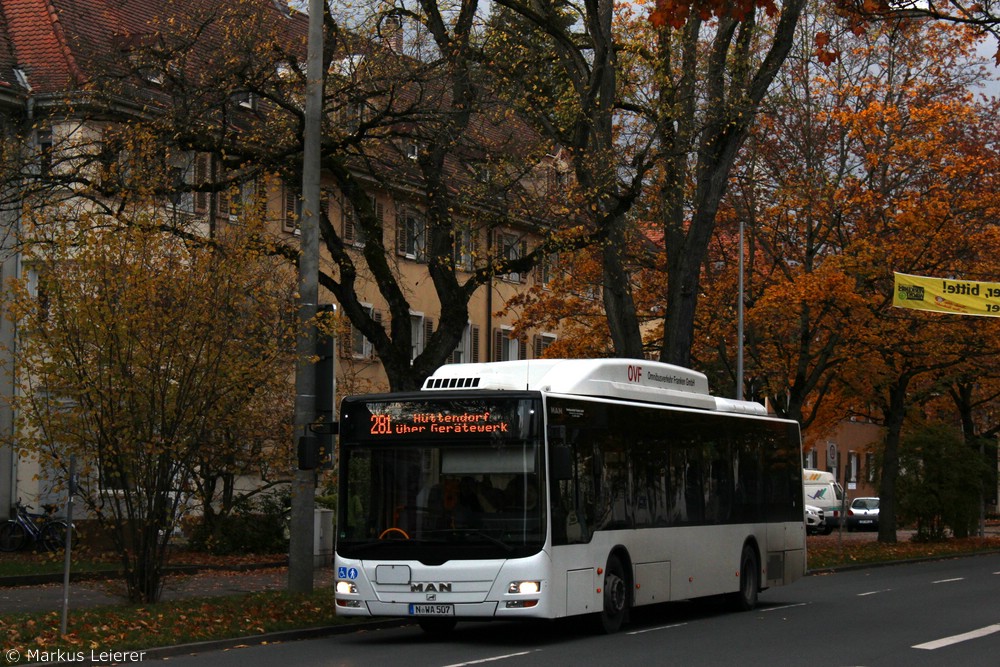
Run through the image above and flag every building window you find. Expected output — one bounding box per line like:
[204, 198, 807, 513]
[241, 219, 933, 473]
[449, 323, 481, 364]
[129, 54, 164, 85]
[337, 99, 366, 131]
[533, 333, 556, 358]
[496, 231, 527, 283]
[344, 305, 380, 359]
[536, 253, 556, 288]
[343, 194, 382, 248]
[397, 210, 427, 260]
[410, 313, 434, 362]
[804, 449, 817, 469]
[193, 153, 210, 213]
[493, 327, 526, 362]
[283, 186, 301, 234]
[546, 165, 565, 196]
[454, 227, 476, 271]
[35, 128, 53, 175]
[231, 90, 257, 110]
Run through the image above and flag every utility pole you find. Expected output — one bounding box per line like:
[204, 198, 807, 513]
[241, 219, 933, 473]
[288, 0, 324, 593]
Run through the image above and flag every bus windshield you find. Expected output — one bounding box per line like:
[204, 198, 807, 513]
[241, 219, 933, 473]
[337, 394, 545, 562]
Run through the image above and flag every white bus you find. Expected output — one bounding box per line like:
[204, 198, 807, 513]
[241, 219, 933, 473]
[333, 359, 805, 634]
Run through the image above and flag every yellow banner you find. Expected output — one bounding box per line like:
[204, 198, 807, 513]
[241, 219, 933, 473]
[893, 272, 1000, 317]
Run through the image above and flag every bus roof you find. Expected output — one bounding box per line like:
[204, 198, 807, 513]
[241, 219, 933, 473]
[422, 359, 768, 415]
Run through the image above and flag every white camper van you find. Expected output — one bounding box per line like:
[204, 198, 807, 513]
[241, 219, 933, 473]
[802, 469, 844, 534]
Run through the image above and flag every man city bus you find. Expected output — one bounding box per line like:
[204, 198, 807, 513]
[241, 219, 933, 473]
[334, 359, 805, 634]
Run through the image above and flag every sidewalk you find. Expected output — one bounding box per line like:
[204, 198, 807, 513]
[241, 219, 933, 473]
[0, 564, 335, 615]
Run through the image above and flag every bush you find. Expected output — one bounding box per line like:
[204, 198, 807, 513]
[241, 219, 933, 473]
[187, 489, 290, 555]
[898, 425, 990, 541]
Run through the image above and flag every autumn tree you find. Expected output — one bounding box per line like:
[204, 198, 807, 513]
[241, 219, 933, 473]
[6, 206, 297, 603]
[762, 17, 1000, 541]
[98, 0, 589, 390]
[0, 0, 587, 395]
[838, 0, 1000, 57]
[482, 0, 809, 367]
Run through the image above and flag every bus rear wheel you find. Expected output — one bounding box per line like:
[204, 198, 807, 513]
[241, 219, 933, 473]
[729, 544, 759, 612]
[597, 553, 629, 633]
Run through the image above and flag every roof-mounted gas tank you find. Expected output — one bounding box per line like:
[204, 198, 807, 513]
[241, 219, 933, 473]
[421, 359, 767, 414]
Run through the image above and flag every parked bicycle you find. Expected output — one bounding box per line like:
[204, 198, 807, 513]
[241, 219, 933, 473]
[0, 501, 72, 552]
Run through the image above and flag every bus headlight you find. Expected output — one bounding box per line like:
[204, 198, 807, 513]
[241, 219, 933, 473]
[508, 581, 540, 595]
[336, 580, 358, 595]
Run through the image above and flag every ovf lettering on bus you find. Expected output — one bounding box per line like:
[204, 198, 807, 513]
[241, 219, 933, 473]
[626, 365, 643, 382]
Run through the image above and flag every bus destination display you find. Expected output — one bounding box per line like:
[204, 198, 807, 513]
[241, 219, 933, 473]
[369, 410, 510, 436]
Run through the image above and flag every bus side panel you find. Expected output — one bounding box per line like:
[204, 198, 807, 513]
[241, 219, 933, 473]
[567, 568, 596, 616]
[634, 561, 671, 605]
[765, 520, 806, 586]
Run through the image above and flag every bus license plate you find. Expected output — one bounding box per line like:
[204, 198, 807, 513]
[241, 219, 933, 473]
[408, 603, 454, 616]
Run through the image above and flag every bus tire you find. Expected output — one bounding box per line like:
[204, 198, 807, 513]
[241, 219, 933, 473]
[597, 553, 629, 634]
[418, 618, 457, 636]
[730, 543, 759, 612]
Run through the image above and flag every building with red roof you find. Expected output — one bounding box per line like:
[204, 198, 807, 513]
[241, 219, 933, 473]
[0, 0, 571, 516]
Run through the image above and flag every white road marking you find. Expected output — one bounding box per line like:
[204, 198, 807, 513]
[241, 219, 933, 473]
[858, 589, 892, 596]
[442, 650, 538, 667]
[913, 623, 1000, 650]
[932, 577, 964, 584]
[760, 603, 808, 612]
[627, 622, 688, 635]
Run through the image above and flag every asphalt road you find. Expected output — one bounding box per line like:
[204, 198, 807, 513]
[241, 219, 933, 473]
[133, 552, 1000, 667]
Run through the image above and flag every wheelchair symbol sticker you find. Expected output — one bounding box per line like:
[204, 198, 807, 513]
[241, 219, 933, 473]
[338, 567, 359, 579]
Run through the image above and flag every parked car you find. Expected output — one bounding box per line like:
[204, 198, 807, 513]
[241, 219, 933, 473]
[847, 497, 879, 531]
[805, 504, 825, 534]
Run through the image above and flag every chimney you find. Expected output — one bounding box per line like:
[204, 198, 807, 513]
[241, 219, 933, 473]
[381, 15, 403, 54]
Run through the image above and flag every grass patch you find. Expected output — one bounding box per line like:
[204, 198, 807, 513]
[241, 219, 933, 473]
[807, 535, 1000, 570]
[0, 551, 119, 578]
[0, 549, 284, 579]
[1, 588, 352, 663]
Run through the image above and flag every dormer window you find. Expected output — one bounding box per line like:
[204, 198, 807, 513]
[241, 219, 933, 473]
[116, 32, 165, 86]
[231, 91, 257, 110]
[13, 67, 29, 90]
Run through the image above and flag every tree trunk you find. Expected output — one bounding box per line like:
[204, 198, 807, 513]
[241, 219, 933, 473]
[877, 378, 909, 544]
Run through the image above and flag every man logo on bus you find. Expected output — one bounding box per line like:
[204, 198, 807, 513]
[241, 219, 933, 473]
[627, 365, 642, 382]
[411, 582, 453, 593]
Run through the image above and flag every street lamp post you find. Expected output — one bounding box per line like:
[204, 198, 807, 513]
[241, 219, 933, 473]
[288, 0, 325, 594]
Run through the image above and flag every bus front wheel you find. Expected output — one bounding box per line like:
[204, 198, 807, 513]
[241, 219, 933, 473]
[730, 544, 759, 612]
[597, 553, 629, 633]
